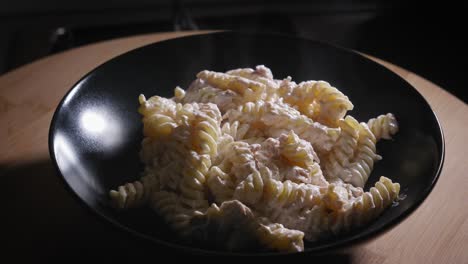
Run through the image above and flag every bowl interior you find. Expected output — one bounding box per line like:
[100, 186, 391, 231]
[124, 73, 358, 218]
[49, 32, 444, 254]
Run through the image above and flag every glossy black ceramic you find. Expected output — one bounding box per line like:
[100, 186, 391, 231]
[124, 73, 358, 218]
[49, 32, 444, 255]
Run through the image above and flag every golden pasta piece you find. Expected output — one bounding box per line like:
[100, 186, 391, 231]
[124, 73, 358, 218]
[322, 116, 360, 181]
[173, 86, 186, 101]
[225, 101, 340, 152]
[282, 81, 354, 127]
[109, 171, 159, 209]
[197, 70, 266, 103]
[197, 70, 265, 95]
[346, 123, 381, 188]
[143, 114, 177, 138]
[367, 113, 399, 141]
[226, 66, 280, 101]
[182, 80, 241, 113]
[256, 219, 305, 253]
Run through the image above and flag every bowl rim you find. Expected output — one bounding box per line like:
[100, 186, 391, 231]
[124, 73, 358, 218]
[48, 30, 445, 256]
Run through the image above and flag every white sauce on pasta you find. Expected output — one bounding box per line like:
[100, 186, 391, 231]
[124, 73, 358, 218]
[109, 65, 400, 252]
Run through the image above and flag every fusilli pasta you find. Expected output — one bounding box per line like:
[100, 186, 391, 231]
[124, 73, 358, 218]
[109, 65, 401, 253]
[281, 80, 354, 127]
[368, 113, 399, 141]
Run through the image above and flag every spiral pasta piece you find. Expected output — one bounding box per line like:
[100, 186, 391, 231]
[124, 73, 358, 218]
[189, 200, 305, 252]
[138, 94, 177, 118]
[182, 79, 240, 113]
[138, 95, 178, 139]
[346, 123, 381, 188]
[227, 67, 276, 87]
[109, 173, 159, 209]
[256, 219, 305, 253]
[227, 65, 274, 79]
[197, 70, 266, 103]
[150, 191, 192, 232]
[327, 176, 400, 234]
[282, 81, 354, 127]
[225, 101, 340, 152]
[226, 66, 279, 101]
[322, 116, 360, 182]
[179, 152, 211, 211]
[278, 131, 326, 185]
[258, 178, 329, 242]
[262, 179, 322, 221]
[217, 142, 265, 206]
[173, 86, 186, 101]
[367, 113, 399, 141]
[221, 121, 250, 141]
[206, 165, 235, 203]
[234, 170, 265, 206]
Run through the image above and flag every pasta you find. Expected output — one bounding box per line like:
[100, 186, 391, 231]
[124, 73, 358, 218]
[322, 118, 382, 188]
[224, 101, 340, 152]
[367, 113, 399, 141]
[189, 200, 304, 252]
[109, 170, 159, 209]
[281, 80, 354, 127]
[109, 65, 401, 253]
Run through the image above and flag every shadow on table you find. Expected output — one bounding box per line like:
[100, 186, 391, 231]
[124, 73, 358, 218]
[0, 159, 355, 262]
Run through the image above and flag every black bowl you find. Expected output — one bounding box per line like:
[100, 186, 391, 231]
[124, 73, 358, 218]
[49, 32, 444, 255]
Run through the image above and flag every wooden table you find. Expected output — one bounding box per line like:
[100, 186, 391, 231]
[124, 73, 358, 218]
[1, 31, 467, 262]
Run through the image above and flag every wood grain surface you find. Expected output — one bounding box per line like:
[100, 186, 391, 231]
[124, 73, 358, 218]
[1, 31, 467, 262]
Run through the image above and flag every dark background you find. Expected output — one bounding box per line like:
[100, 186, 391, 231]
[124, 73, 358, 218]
[0, 0, 466, 102]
